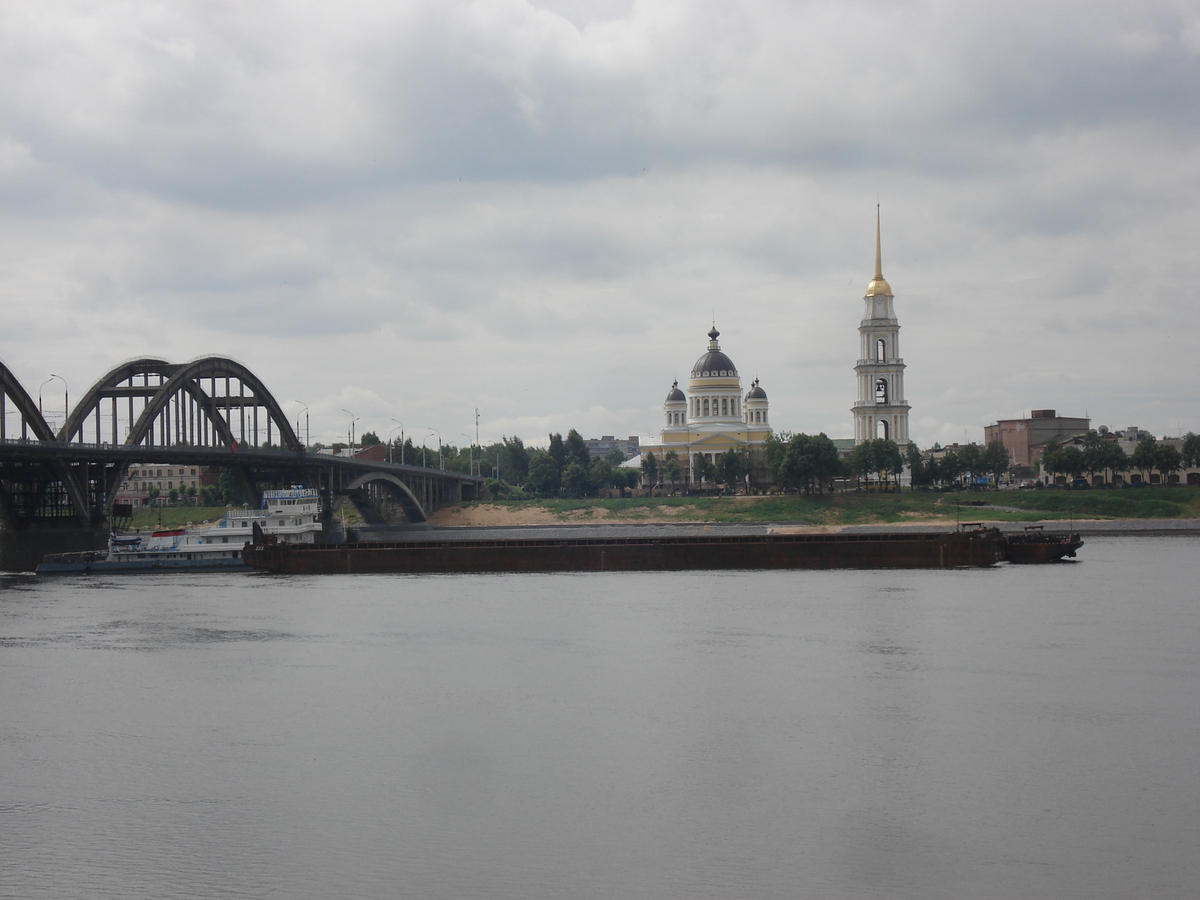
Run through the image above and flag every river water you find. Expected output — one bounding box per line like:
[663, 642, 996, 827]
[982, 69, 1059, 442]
[2, 535, 1198, 899]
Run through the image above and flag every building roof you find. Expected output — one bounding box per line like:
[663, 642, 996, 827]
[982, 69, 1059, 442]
[691, 327, 738, 377]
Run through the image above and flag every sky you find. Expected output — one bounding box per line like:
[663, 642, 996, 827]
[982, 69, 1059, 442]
[2, 0, 1198, 450]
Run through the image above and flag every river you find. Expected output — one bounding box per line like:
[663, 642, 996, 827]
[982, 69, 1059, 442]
[2, 535, 1198, 899]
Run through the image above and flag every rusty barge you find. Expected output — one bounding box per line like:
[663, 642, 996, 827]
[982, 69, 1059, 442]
[242, 526, 1081, 574]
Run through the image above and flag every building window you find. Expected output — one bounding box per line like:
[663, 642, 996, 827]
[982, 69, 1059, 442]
[875, 378, 889, 405]
[876, 338, 886, 362]
[721, 398, 728, 416]
[703, 399, 709, 416]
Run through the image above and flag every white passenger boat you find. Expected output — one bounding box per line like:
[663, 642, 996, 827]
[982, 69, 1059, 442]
[36, 488, 324, 574]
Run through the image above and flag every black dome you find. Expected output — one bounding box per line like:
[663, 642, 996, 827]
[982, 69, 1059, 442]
[746, 378, 767, 400]
[691, 351, 738, 377]
[665, 379, 686, 402]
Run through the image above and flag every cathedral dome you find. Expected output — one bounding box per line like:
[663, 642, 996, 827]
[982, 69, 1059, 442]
[745, 378, 767, 400]
[665, 380, 686, 402]
[691, 327, 738, 377]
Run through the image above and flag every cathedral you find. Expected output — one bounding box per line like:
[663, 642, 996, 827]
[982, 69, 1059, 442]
[640, 208, 911, 485]
[638, 326, 773, 485]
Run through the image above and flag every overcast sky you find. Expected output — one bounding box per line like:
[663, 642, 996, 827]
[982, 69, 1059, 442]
[2, 0, 1198, 449]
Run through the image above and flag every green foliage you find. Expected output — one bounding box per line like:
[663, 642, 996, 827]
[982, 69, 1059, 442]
[359, 431, 381, 446]
[772, 433, 842, 493]
[564, 429, 590, 470]
[662, 451, 683, 486]
[526, 450, 560, 497]
[218, 468, 252, 506]
[1183, 433, 1200, 468]
[641, 451, 658, 484]
[848, 438, 904, 486]
[561, 460, 589, 498]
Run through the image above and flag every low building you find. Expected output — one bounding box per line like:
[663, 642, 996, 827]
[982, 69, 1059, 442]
[116, 464, 204, 507]
[584, 436, 640, 461]
[984, 409, 1090, 467]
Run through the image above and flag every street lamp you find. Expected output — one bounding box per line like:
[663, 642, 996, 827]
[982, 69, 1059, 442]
[460, 432, 474, 478]
[341, 409, 358, 455]
[293, 401, 309, 449]
[40, 374, 67, 431]
[390, 419, 404, 464]
[427, 429, 442, 469]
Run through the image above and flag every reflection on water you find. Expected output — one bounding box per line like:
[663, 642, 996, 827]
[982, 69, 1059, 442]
[2, 537, 1199, 900]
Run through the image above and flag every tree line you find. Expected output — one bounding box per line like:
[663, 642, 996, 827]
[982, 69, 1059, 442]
[1040, 432, 1200, 484]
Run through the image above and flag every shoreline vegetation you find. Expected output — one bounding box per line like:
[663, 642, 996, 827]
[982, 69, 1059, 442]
[125, 487, 1200, 532]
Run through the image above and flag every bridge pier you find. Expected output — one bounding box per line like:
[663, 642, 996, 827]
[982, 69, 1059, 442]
[0, 524, 107, 572]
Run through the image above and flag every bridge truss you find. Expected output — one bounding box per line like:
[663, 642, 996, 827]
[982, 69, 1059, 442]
[2, 356, 476, 536]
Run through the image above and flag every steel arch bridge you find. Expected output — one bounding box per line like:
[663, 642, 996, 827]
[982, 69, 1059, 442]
[1, 355, 478, 537]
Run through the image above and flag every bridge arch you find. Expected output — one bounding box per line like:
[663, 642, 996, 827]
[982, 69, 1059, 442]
[59, 358, 180, 444]
[1, 358, 91, 527]
[1, 359, 56, 442]
[61, 356, 302, 452]
[343, 472, 428, 524]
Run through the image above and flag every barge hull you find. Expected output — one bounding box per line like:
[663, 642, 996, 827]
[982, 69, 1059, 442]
[244, 530, 1006, 574]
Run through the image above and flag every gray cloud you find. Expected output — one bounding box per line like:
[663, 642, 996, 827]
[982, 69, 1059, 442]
[1, 0, 1198, 447]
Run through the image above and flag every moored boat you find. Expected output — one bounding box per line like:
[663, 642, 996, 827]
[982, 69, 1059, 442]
[1000, 525, 1083, 563]
[36, 488, 324, 574]
[243, 527, 1011, 574]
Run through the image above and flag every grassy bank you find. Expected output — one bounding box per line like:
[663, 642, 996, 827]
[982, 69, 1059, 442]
[457, 486, 1200, 526]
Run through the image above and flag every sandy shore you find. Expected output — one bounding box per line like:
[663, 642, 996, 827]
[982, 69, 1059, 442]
[428, 504, 1200, 535]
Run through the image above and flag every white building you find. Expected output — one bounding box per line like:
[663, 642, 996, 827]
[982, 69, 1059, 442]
[852, 207, 911, 445]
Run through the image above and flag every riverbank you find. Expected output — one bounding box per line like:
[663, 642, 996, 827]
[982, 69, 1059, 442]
[428, 487, 1200, 531]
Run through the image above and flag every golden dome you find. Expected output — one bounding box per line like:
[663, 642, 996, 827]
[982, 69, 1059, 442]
[865, 276, 892, 297]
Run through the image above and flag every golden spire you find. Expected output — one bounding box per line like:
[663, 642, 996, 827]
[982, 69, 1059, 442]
[865, 203, 893, 298]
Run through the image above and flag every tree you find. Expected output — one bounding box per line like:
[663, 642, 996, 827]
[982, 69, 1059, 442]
[1085, 439, 1127, 484]
[168, 487, 179, 505]
[1155, 444, 1183, 484]
[146, 485, 160, 506]
[641, 451, 658, 489]
[695, 453, 716, 485]
[565, 429, 591, 470]
[1130, 435, 1158, 483]
[1182, 432, 1200, 468]
[981, 440, 1010, 487]
[848, 438, 903, 488]
[219, 468, 252, 505]
[547, 433, 567, 471]
[561, 459, 589, 498]
[937, 450, 964, 487]
[958, 443, 982, 486]
[663, 451, 683, 490]
[717, 448, 750, 493]
[587, 457, 613, 495]
[905, 443, 931, 488]
[359, 430, 381, 446]
[526, 450, 560, 498]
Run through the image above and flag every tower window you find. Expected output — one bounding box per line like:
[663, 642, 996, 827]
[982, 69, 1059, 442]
[876, 338, 886, 362]
[875, 378, 889, 405]
[877, 419, 890, 440]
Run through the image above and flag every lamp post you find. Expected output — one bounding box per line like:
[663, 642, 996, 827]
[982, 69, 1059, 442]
[427, 429, 442, 469]
[461, 432, 474, 478]
[390, 420, 404, 464]
[40, 374, 67, 431]
[293, 401, 309, 449]
[341, 409, 358, 456]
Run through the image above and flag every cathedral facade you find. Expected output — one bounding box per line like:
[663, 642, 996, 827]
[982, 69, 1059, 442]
[639, 326, 773, 485]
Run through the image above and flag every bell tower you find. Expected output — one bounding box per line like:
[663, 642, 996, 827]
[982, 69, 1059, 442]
[852, 206, 910, 445]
